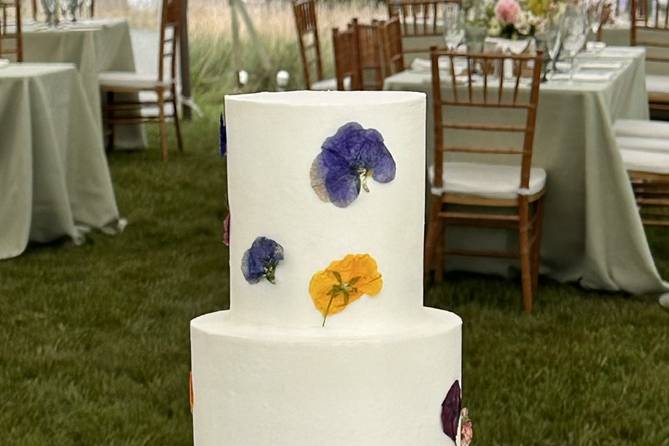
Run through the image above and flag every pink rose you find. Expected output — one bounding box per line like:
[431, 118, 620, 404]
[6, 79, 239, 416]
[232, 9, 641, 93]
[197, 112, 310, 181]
[460, 408, 473, 446]
[495, 0, 521, 24]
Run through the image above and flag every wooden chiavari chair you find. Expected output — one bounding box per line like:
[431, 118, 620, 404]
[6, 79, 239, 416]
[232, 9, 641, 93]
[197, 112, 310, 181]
[351, 18, 384, 90]
[293, 0, 336, 90]
[630, 0, 669, 113]
[99, 0, 182, 161]
[614, 119, 669, 226]
[378, 17, 405, 77]
[424, 47, 546, 312]
[0, 0, 22, 62]
[386, 0, 459, 62]
[332, 24, 360, 91]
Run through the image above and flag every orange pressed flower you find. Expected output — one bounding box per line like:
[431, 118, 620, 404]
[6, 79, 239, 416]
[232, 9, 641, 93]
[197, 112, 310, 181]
[309, 254, 383, 326]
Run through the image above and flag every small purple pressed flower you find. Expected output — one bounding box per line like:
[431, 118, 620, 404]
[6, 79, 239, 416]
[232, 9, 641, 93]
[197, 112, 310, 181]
[310, 122, 396, 208]
[220, 113, 227, 158]
[241, 237, 284, 284]
[222, 212, 230, 246]
[441, 380, 462, 442]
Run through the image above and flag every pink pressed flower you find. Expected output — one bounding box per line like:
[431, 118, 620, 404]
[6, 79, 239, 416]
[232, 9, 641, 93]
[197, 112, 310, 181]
[460, 408, 473, 446]
[223, 212, 230, 246]
[495, 0, 521, 24]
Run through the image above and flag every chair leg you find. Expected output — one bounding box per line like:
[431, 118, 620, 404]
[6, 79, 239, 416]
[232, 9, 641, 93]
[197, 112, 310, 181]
[171, 85, 183, 152]
[434, 231, 445, 283]
[157, 88, 168, 161]
[518, 197, 533, 313]
[106, 91, 115, 152]
[531, 197, 545, 294]
[424, 196, 443, 282]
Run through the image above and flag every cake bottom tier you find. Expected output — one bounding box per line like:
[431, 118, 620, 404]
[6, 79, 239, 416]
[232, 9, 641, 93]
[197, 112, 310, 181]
[190, 308, 462, 446]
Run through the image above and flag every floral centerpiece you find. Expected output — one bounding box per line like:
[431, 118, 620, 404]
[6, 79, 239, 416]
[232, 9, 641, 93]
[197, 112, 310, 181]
[466, 0, 565, 39]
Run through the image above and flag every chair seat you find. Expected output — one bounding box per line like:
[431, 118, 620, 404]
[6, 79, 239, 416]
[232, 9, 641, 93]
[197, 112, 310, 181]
[617, 135, 669, 153]
[99, 71, 171, 90]
[646, 74, 669, 101]
[614, 119, 669, 139]
[310, 77, 351, 91]
[620, 149, 669, 174]
[429, 162, 547, 200]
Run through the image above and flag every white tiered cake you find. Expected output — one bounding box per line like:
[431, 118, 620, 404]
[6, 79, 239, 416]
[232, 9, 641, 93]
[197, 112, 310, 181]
[190, 91, 463, 446]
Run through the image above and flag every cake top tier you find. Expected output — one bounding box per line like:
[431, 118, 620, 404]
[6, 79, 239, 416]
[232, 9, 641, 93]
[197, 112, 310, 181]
[226, 91, 426, 330]
[228, 90, 424, 106]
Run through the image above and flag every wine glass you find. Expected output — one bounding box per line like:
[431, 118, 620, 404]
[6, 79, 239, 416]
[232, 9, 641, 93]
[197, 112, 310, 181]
[562, 7, 588, 82]
[42, 0, 57, 26]
[443, 3, 465, 50]
[585, 0, 604, 32]
[584, 0, 605, 47]
[59, 0, 69, 25]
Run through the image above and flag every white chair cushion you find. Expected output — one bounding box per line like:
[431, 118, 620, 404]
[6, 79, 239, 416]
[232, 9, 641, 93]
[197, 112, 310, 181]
[617, 135, 669, 153]
[614, 119, 669, 139]
[620, 149, 669, 174]
[429, 162, 547, 199]
[646, 74, 669, 96]
[310, 77, 351, 91]
[99, 71, 171, 89]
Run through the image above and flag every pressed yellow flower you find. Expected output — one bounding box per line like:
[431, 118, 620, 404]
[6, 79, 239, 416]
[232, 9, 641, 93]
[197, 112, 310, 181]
[309, 254, 383, 326]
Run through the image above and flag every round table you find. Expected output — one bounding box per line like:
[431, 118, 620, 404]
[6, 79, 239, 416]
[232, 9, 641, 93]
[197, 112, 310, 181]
[23, 19, 146, 148]
[0, 63, 120, 259]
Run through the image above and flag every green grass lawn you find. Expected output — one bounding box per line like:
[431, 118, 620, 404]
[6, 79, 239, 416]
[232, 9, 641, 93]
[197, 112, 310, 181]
[2, 97, 669, 445]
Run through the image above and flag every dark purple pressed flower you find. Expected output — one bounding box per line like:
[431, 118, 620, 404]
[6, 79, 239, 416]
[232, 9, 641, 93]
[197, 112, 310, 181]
[310, 122, 396, 208]
[220, 113, 227, 158]
[241, 237, 284, 284]
[441, 380, 462, 442]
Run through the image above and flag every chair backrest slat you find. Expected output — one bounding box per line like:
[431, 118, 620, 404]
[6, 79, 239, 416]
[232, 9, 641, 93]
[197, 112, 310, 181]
[351, 18, 384, 90]
[158, 0, 180, 83]
[387, 0, 460, 36]
[332, 25, 360, 91]
[293, 0, 323, 89]
[0, 0, 22, 62]
[631, 0, 669, 47]
[378, 17, 404, 76]
[430, 46, 543, 191]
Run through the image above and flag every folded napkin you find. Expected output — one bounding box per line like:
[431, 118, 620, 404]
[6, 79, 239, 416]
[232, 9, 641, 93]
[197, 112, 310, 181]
[598, 47, 643, 58]
[0, 59, 9, 69]
[484, 37, 532, 54]
[551, 71, 614, 82]
[615, 119, 669, 139]
[410, 58, 466, 75]
[578, 61, 623, 71]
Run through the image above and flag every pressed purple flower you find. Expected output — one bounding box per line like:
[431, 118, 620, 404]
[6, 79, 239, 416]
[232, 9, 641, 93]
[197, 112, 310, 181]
[222, 212, 230, 246]
[441, 380, 462, 442]
[241, 237, 284, 284]
[310, 122, 396, 208]
[220, 113, 227, 158]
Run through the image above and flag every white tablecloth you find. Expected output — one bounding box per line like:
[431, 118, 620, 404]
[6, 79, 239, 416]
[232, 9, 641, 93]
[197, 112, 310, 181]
[0, 63, 120, 259]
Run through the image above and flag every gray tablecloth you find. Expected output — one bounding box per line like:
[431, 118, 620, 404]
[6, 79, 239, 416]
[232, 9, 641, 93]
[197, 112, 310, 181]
[385, 47, 667, 294]
[23, 19, 146, 148]
[0, 63, 120, 260]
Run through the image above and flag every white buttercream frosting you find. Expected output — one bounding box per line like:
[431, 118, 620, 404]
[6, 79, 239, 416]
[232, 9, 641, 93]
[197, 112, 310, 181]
[225, 91, 427, 329]
[191, 309, 462, 446]
[191, 91, 463, 446]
